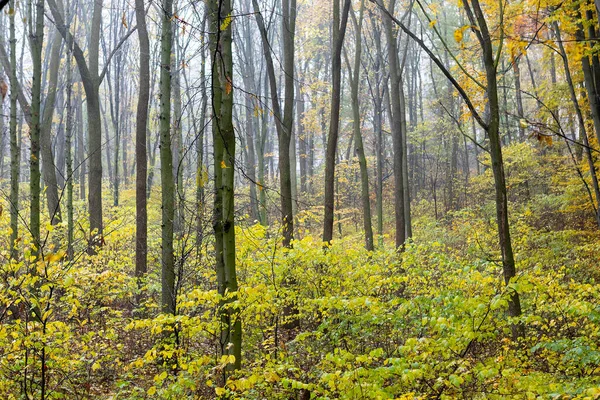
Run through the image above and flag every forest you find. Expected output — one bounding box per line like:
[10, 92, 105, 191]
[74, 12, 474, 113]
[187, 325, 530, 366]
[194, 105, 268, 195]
[0, 0, 600, 397]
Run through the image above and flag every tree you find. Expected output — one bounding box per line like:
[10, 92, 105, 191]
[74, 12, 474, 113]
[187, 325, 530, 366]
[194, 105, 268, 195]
[159, 0, 175, 315]
[8, 0, 18, 260]
[252, 0, 297, 247]
[345, 0, 374, 251]
[323, 0, 351, 245]
[374, 0, 524, 338]
[47, 0, 105, 247]
[29, 0, 44, 256]
[135, 0, 149, 282]
[381, 0, 406, 250]
[65, 0, 74, 258]
[209, 0, 241, 371]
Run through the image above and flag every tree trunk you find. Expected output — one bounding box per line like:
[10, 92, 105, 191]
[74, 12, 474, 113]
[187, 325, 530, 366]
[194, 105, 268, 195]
[252, 0, 295, 247]
[555, 22, 600, 228]
[159, 0, 175, 314]
[29, 0, 44, 256]
[47, 0, 104, 247]
[467, 0, 523, 338]
[382, 0, 406, 250]
[135, 0, 149, 280]
[347, 0, 374, 251]
[323, 0, 351, 245]
[210, 0, 241, 372]
[40, 27, 63, 225]
[9, 0, 19, 260]
[65, 0, 74, 258]
[513, 59, 525, 140]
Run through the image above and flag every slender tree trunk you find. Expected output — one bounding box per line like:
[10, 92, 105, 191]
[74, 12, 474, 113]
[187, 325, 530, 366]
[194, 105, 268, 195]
[9, 0, 19, 260]
[195, 13, 208, 249]
[135, 0, 149, 279]
[467, 0, 523, 337]
[40, 27, 63, 225]
[297, 79, 307, 194]
[65, 0, 74, 258]
[347, 0, 374, 251]
[29, 0, 44, 256]
[172, 27, 184, 236]
[76, 88, 86, 201]
[210, 0, 241, 373]
[258, 70, 268, 225]
[555, 22, 600, 228]
[159, 0, 175, 314]
[382, 0, 406, 250]
[252, 0, 295, 246]
[241, 16, 259, 222]
[323, 0, 351, 245]
[513, 59, 525, 140]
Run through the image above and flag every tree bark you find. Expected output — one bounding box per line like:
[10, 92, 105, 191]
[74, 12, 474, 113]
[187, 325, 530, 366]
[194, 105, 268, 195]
[135, 0, 149, 279]
[29, 0, 44, 256]
[210, 0, 242, 372]
[252, 0, 296, 247]
[382, 0, 406, 250]
[323, 0, 351, 245]
[9, 0, 19, 260]
[347, 0, 374, 251]
[159, 0, 175, 314]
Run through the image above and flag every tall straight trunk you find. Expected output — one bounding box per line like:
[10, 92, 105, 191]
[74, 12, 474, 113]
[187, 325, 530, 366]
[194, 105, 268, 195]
[252, 0, 295, 247]
[382, 0, 406, 250]
[555, 22, 600, 227]
[195, 13, 207, 249]
[370, 18, 385, 246]
[110, 42, 123, 207]
[9, 0, 19, 260]
[210, 0, 241, 372]
[135, 0, 149, 278]
[40, 27, 62, 225]
[282, 0, 297, 244]
[258, 70, 268, 225]
[159, 0, 175, 314]
[172, 28, 184, 236]
[297, 79, 307, 194]
[65, 0, 74, 258]
[323, 0, 351, 245]
[241, 16, 259, 222]
[348, 0, 374, 251]
[290, 121, 298, 216]
[76, 87, 86, 201]
[29, 0, 44, 256]
[401, 80, 412, 238]
[513, 59, 525, 140]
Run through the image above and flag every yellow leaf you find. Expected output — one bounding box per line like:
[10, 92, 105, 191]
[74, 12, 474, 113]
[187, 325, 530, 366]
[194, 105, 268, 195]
[147, 386, 157, 395]
[92, 362, 100, 371]
[454, 26, 469, 43]
[429, 20, 437, 28]
[519, 119, 528, 129]
[215, 387, 226, 396]
[220, 14, 231, 31]
[454, 28, 463, 43]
